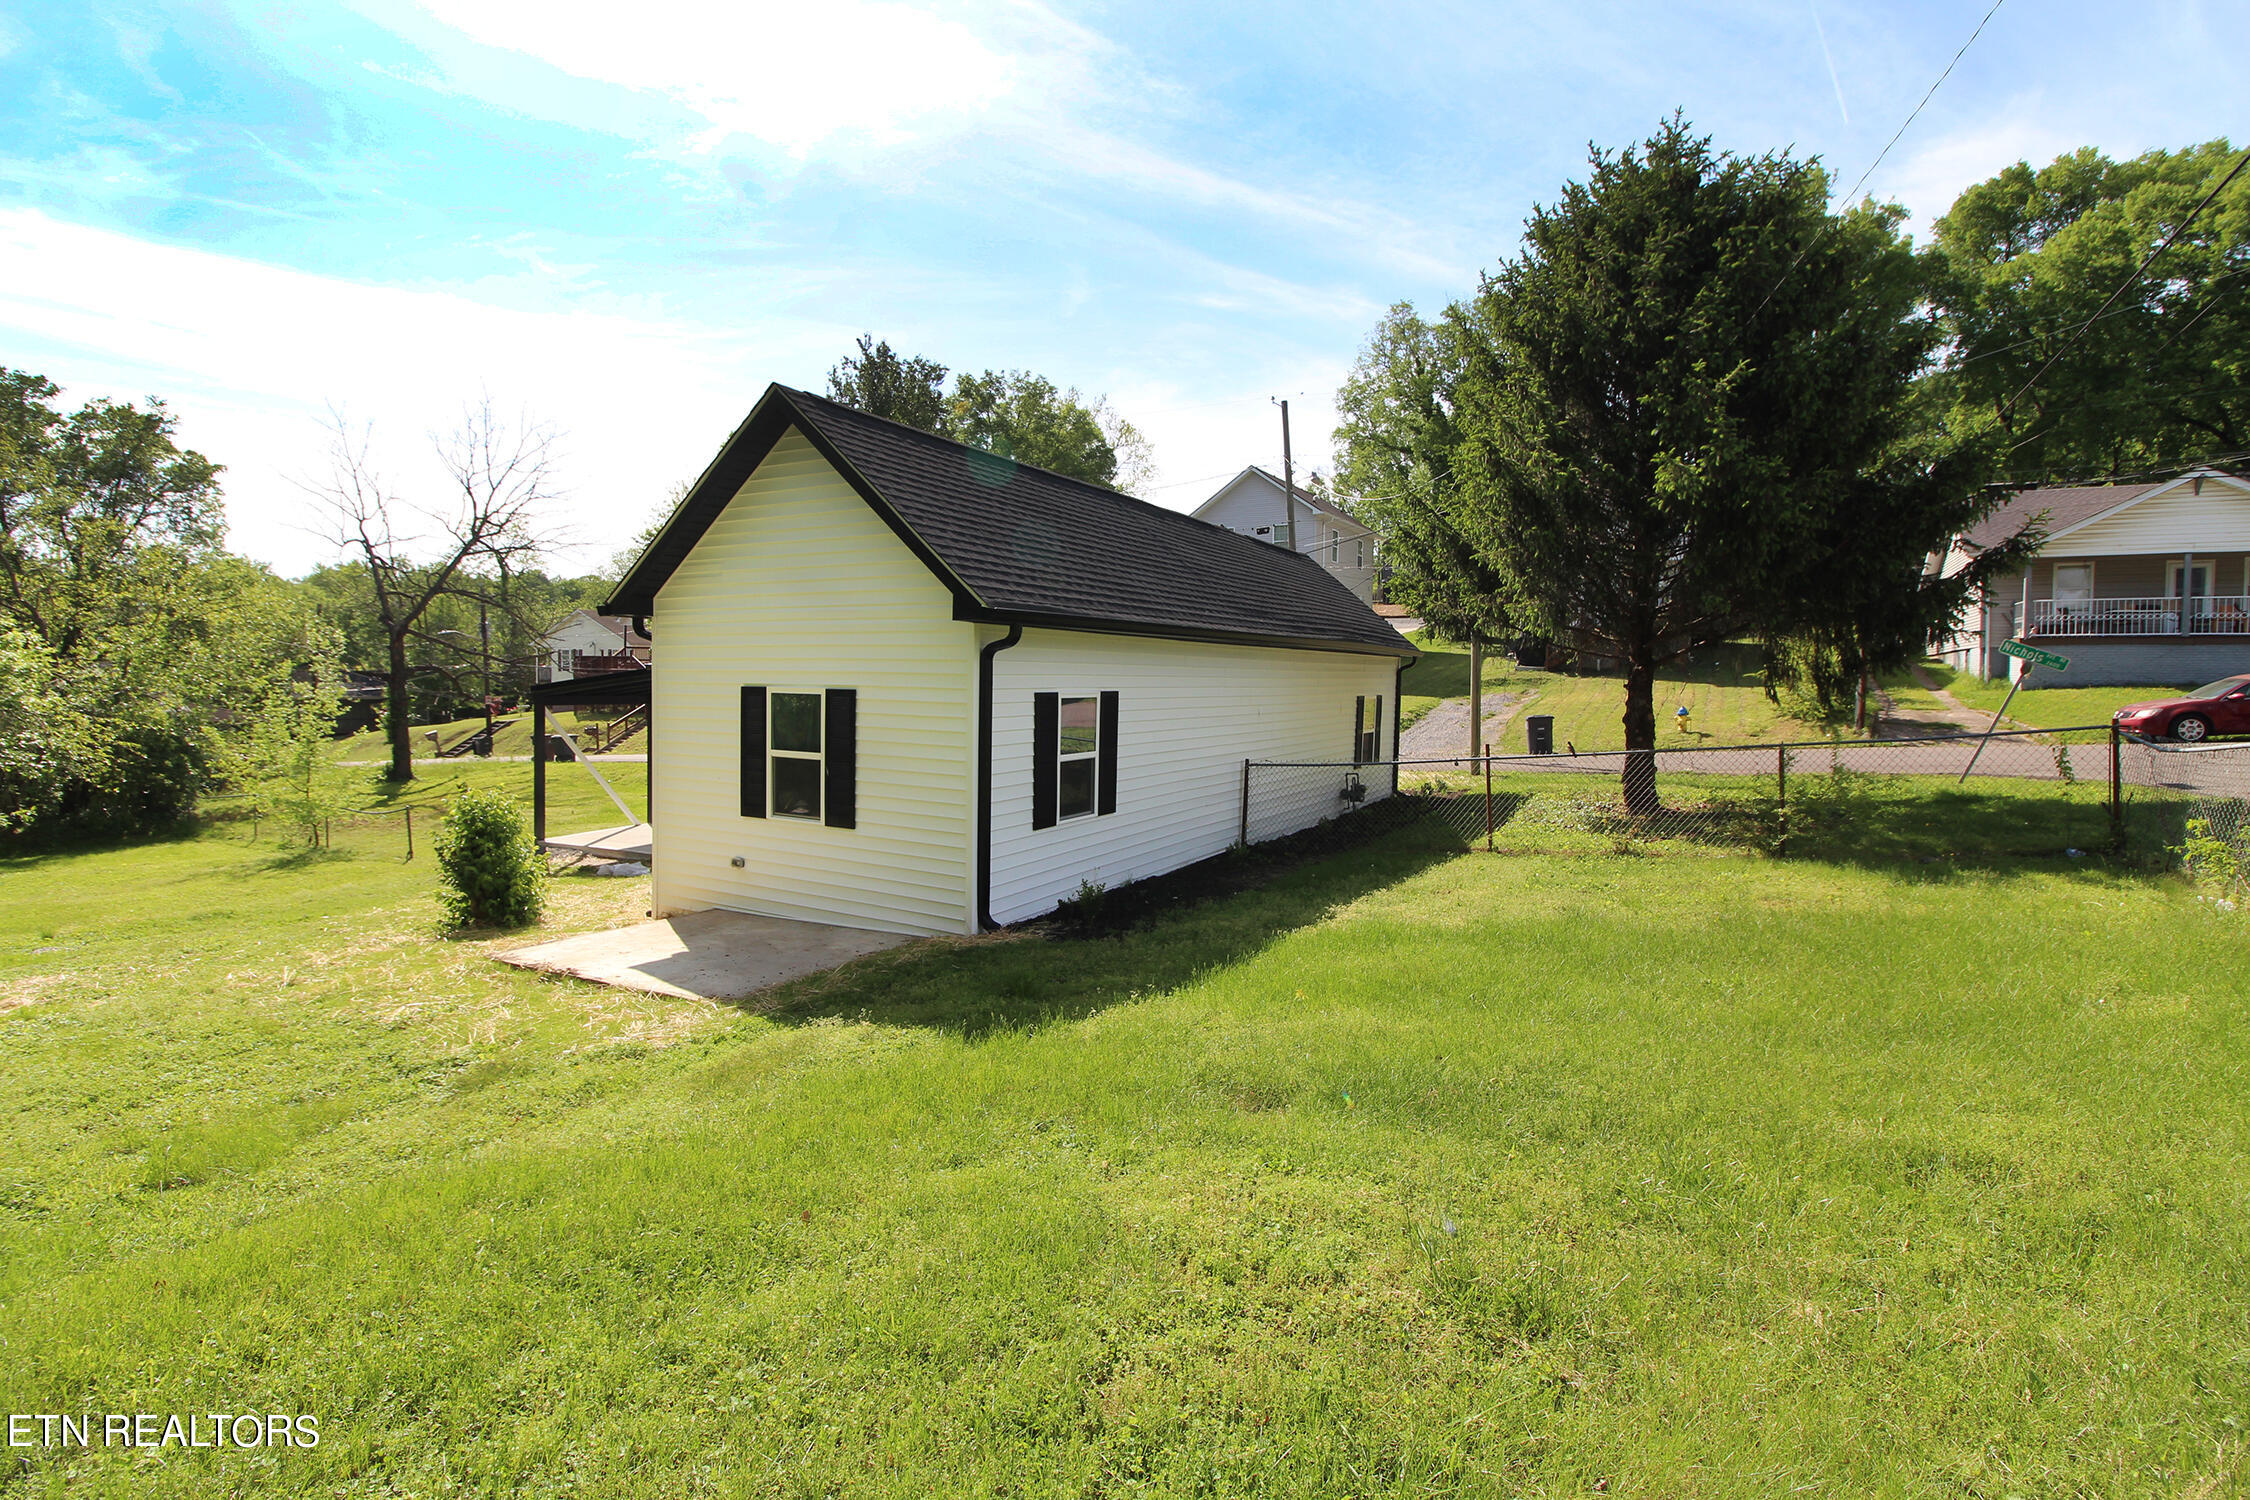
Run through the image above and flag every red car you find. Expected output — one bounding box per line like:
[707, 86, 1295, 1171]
[2112, 674, 2250, 742]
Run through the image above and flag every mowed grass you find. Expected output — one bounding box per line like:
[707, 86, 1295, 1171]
[1403, 636, 1826, 750]
[3, 771, 2247, 1495]
[1913, 663, 2202, 736]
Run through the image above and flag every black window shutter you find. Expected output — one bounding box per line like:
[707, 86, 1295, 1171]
[1097, 690, 1119, 816]
[1032, 692, 1059, 830]
[739, 686, 767, 818]
[1353, 696, 1366, 764]
[823, 688, 857, 829]
[1371, 696, 1383, 759]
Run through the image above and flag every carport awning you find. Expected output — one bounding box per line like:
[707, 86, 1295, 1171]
[528, 668, 651, 850]
[529, 667, 650, 708]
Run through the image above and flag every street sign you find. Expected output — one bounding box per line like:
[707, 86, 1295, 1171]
[1999, 638, 2070, 672]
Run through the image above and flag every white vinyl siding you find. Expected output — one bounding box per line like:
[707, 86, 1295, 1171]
[2054, 475, 2250, 554]
[987, 629, 1399, 925]
[651, 428, 977, 935]
[1192, 470, 1378, 605]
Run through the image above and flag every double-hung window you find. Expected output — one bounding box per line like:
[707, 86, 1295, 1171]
[770, 691, 824, 819]
[1057, 696, 1099, 818]
[738, 686, 857, 828]
[1353, 695, 1383, 763]
[1032, 691, 1119, 830]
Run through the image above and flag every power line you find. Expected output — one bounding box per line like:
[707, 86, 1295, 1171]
[1947, 266, 2250, 371]
[1999, 147, 2250, 419]
[1751, 0, 2007, 319]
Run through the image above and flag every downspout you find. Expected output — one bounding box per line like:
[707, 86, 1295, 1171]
[976, 624, 1024, 931]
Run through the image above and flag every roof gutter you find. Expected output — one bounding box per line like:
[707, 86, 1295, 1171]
[975, 623, 1023, 932]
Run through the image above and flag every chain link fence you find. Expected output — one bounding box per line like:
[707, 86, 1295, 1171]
[2125, 736, 2250, 898]
[1245, 727, 2250, 868]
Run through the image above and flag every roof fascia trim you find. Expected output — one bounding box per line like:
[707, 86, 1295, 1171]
[952, 602, 1415, 659]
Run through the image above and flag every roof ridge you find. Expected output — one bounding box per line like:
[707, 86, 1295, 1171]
[779, 385, 1332, 566]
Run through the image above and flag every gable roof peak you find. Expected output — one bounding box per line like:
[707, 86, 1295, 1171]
[605, 383, 1408, 657]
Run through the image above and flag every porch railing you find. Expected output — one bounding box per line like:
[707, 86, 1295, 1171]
[2021, 595, 2250, 637]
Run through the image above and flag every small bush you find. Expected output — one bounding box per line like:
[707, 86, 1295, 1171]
[434, 787, 546, 928]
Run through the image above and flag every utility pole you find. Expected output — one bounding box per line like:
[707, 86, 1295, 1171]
[479, 599, 493, 739]
[1273, 397, 1298, 553]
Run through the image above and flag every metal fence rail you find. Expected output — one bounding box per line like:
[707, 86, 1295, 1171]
[1245, 727, 2250, 867]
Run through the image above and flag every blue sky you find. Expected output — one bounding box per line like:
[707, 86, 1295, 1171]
[2, 0, 2243, 576]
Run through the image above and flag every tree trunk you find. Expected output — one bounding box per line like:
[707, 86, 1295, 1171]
[1621, 657, 1660, 815]
[1853, 668, 1868, 731]
[384, 629, 415, 783]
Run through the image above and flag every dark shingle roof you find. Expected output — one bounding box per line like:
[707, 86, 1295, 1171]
[605, 385, 1410, 657]
[1961, 481, 2164, 550]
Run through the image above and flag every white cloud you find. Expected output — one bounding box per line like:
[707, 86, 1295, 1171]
[413, 0, 1021, 158]
[1868, 106, 2080, 236]
[0, 208, 834, 575]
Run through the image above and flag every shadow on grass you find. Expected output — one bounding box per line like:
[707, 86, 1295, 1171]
[747, 811, 1463, 1040]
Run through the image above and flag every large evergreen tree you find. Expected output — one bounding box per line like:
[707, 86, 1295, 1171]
[1451, 120, 2014, 811]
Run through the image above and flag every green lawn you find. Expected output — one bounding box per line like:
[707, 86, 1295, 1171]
[4, 767, 2244, 1495]
[1908, 663, 2186, 741]
[1402, 635, 1827, 750]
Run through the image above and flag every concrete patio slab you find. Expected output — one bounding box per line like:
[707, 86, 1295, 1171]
[500, 908, 911, 1002]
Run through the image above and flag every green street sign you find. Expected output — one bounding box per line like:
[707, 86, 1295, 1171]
[2000, 638, 2070, 672]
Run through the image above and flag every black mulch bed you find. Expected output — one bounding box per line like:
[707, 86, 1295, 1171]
[1031, 792, 1449, 940]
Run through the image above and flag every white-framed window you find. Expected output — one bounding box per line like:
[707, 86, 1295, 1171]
[2052, 563, 2093, 610]
[1327, 526, 1340, 563]
[1032, 690, 1117, 831]
[1057, 694, 1099, 819]
[1354, 535, 1366, 568]
[770, 690, 824, 819]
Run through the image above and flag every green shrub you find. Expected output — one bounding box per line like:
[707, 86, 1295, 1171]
[433, 787, 546, 928]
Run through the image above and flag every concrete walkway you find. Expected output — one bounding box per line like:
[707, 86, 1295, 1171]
[500, 909, 911, 1002]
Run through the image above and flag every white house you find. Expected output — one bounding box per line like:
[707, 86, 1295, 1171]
[1937, 467, 2250, 687]
[601, 385, 1415, 936]
[1193, 466, 1379, 605]
[537, 609, 652, 683]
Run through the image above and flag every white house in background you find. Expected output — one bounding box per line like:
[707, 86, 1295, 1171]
[601, 385, 1415, 937]
[536, 609, 652, 683]
[1193, 466, 1379, 605]
[1937, 467, 2250, 687]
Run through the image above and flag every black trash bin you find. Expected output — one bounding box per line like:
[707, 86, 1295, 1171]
[1526, 714, 1555, 755]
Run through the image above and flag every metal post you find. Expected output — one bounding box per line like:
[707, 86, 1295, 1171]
[533, 699, 546, 847]
[1239, 758, 1251, 847]
[1776, 743, 1786, 810]
[1958, 671, 2025, 783]
[404, 805, 413, 862]
[1483, 742, 1494, 852]
[2110, 723, 2124, 846]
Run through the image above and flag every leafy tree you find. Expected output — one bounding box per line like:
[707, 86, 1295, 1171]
[308, 402, 560, 782]
[236, 619, 355, 847]
[823, 337, 1150, 491]
[0, 369, 333, 838]
[434, 786, 546, 928]
[1450, 120, 2016, 811]
[1925, 140, 2249, 481]
[1331, 303, 1513, 647]
[827, 334, 951, 433]
[0, 629, 104, 834]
